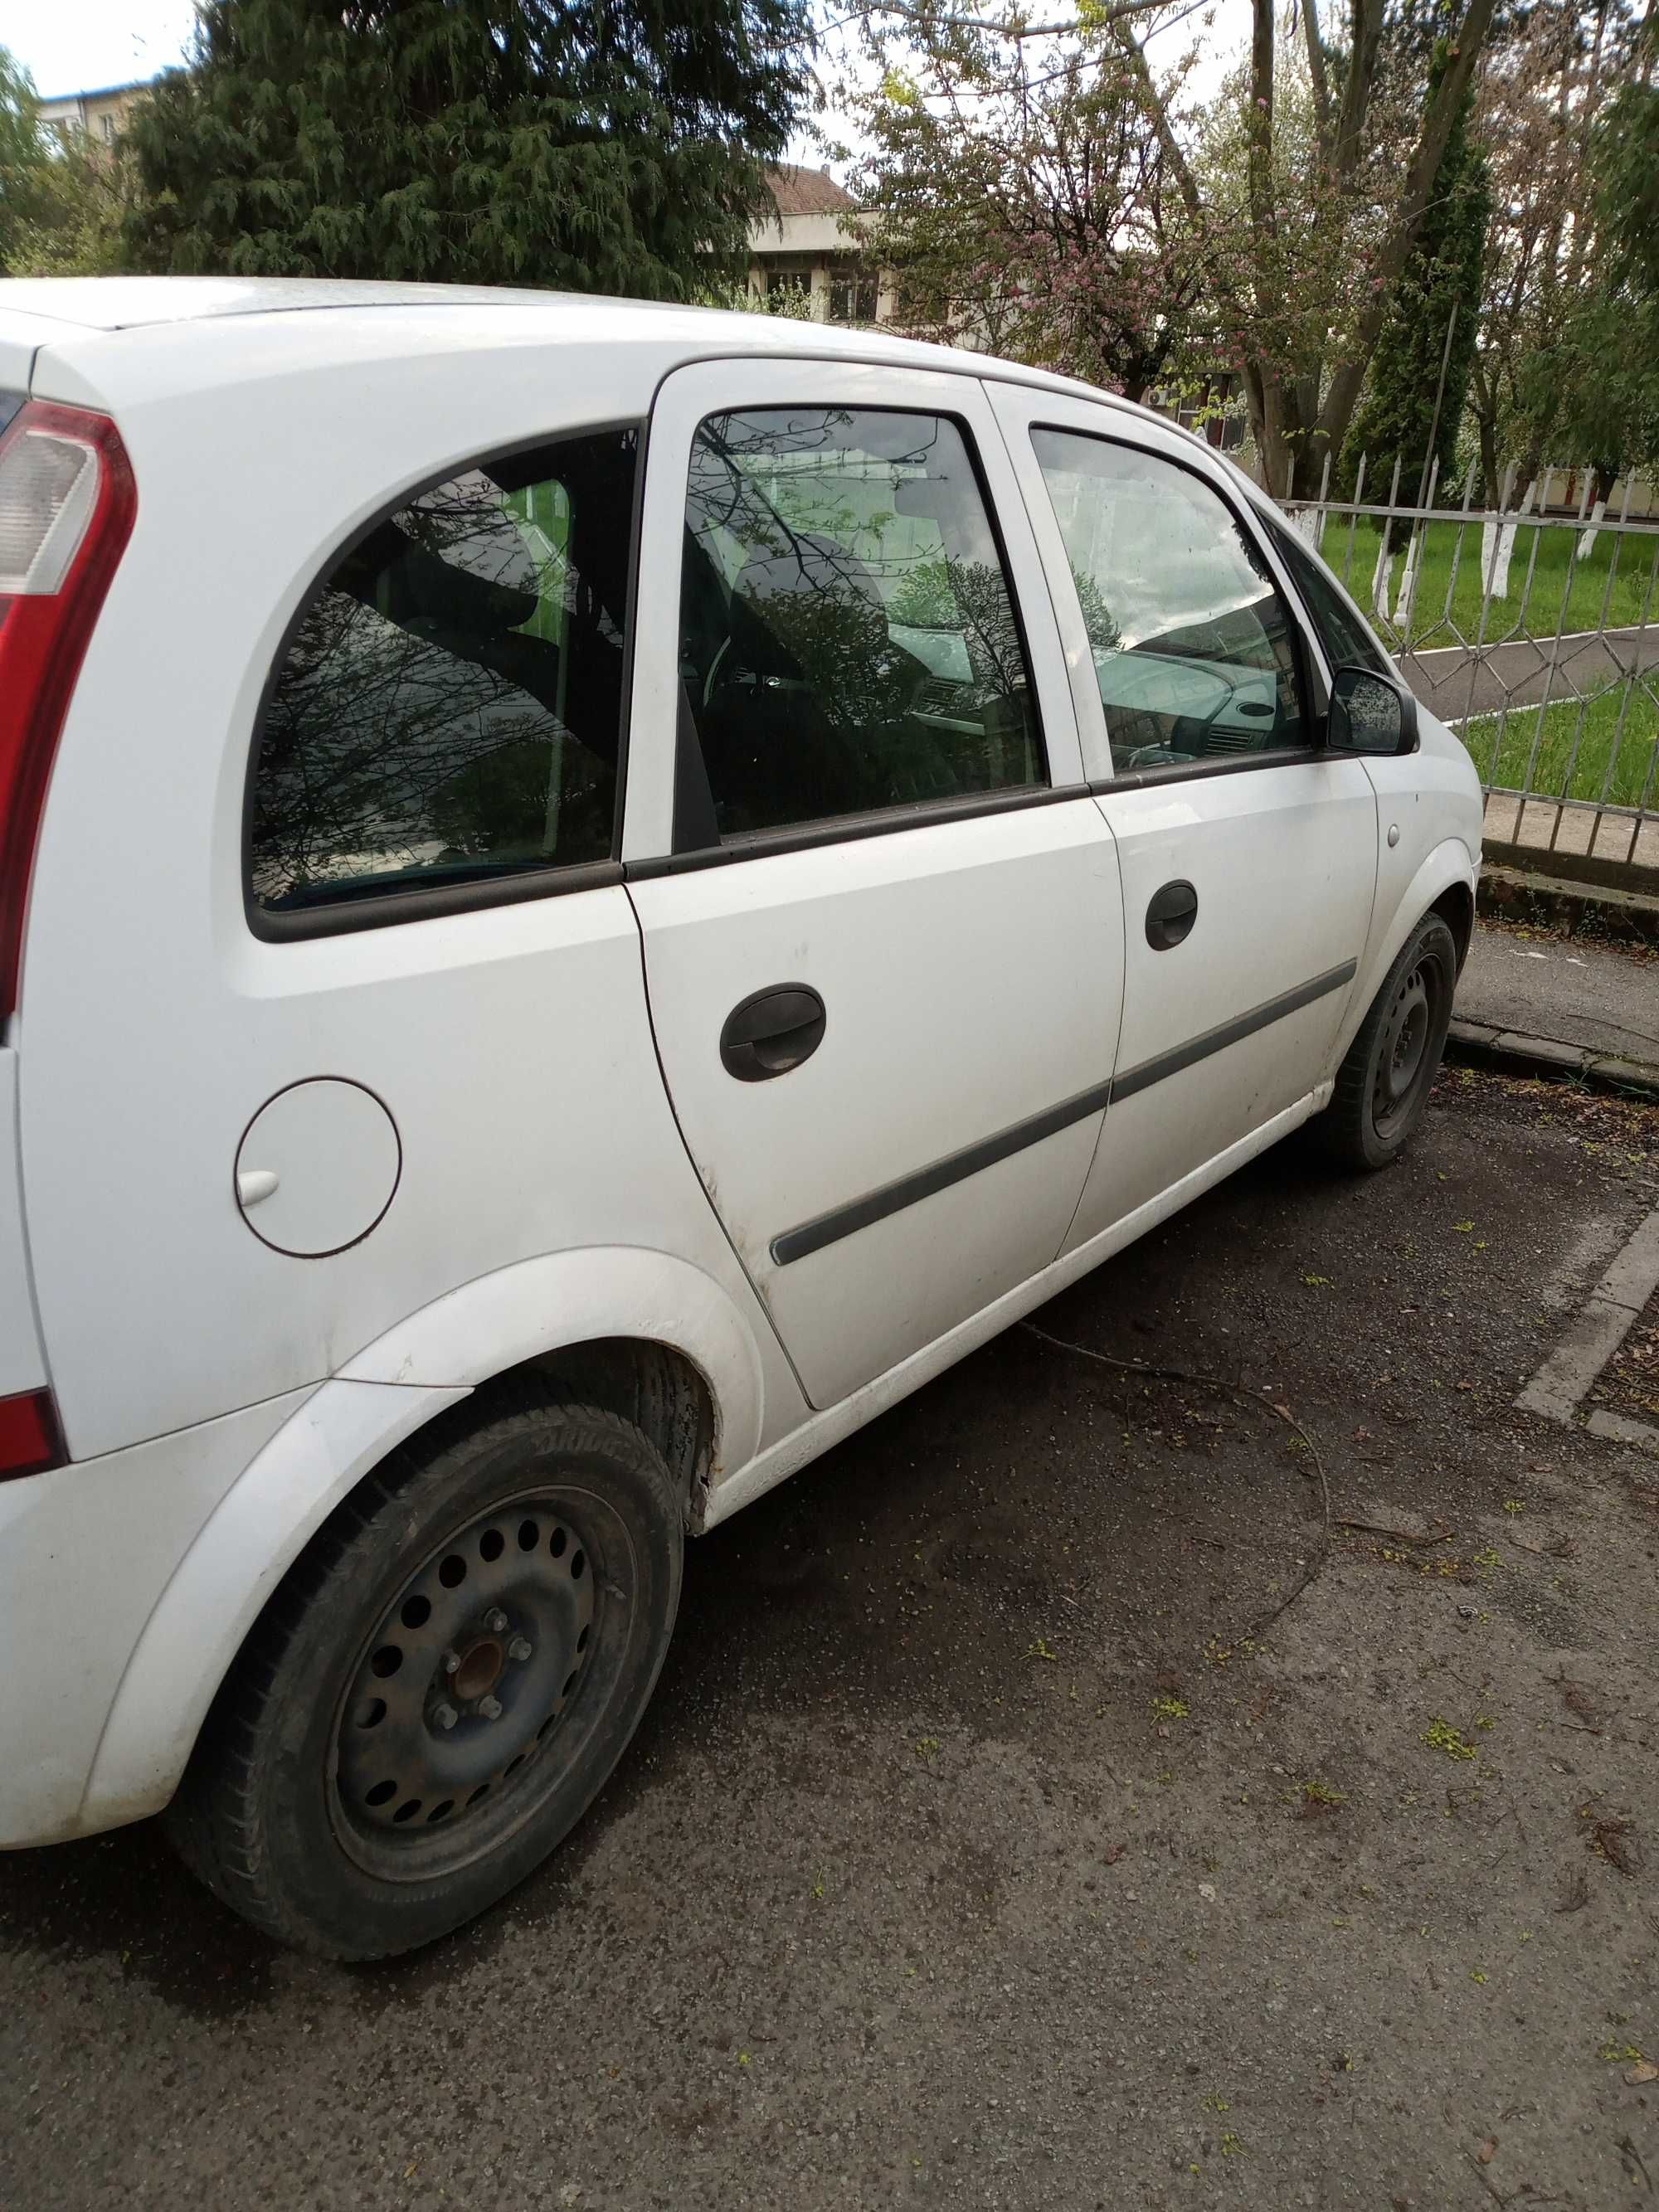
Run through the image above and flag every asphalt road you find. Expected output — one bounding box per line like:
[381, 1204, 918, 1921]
[1400, 621, 1659, 725]
[4, 1068, 1658, 2212]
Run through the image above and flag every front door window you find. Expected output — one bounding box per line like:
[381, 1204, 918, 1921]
[1029, 429, 1309, 776]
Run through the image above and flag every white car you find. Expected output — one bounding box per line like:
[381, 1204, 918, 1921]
[0, 279, 1481, 1957]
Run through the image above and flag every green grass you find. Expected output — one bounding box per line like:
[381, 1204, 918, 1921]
[504, 480, 571, 647]
[1458, 685, 1659, 807]
[1316, 516, 1659, 649]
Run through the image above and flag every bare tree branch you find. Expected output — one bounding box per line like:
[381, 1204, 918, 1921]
[1334, 0, 1385, 184]
[822, 0, 1187, 35]
[1301, 0, 1331, 149]
[1247, 0, 1276, 245]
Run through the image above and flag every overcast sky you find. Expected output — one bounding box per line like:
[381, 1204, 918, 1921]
[6, 0, 196, 97]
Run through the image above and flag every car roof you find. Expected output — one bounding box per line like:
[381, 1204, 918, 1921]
[0, 276, 1238, 492]
[0, 274, 1122, 401]
[0, 276, 569, 332]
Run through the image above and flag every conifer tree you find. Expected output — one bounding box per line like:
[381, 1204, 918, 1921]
[124, 1, 811, 295]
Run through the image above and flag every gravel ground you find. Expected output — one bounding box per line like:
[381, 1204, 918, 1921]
[2, 1066, 1657, 2212]
[1592, 1286, 1659, 1434]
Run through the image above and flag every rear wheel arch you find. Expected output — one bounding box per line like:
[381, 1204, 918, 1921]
[83, 1257, 766, 1836]
[169, 1385, 684, 1957]
[335, 1247, 766, 1479]
[491, 1336, 715, 1526]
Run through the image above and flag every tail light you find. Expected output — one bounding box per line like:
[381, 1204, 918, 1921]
[0, 1388, 64, 1480]
[0, 401, 136, 1026]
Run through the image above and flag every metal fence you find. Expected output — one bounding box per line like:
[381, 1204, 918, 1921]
[1276, 458, 1659, 874]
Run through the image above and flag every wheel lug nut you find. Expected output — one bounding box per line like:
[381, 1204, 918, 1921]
[442, 1650, 460, 1675]
[478, 1694, 503, 1720]
[433, 1702, 458, 1731]
[484, 1609, 508, 1634]
[508, 1636, 532, 1662]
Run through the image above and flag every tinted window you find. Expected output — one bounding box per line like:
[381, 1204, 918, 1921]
[1264, 513, 1393, 677]
[251, 428, 637, 916]
[1030, 430, 1306, 777]
[679, 407, 1044, 840]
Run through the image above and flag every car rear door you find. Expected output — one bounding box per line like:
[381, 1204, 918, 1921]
[623, 359, 1125, 1411]
[987, 385, 1378, 1252]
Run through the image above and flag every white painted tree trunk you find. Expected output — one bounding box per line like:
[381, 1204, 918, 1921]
[1575, 498, 1608, 561]
[1481, 477, 1535, 600]
[1393, 533, 1423, 630]
[1372, 542, 1395, 618]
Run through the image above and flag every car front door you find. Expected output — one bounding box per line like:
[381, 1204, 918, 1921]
[988, 386, 1378, 1252]
[622, 360, 1125, 1412]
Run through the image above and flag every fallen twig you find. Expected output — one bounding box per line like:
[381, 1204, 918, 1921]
[1336, 1517, 1457, 1545]
[1621, 2133, 1653, 2195]
[1019, 1322, 1333, 1642]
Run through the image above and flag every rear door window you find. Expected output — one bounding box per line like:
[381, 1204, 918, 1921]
[250, 426, 638, 925]
[678, 406, 1044, 840]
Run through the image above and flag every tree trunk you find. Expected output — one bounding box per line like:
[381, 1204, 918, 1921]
[1250, 373, 1320, 498]
[1478, 414, 1500, 509]
[1311, 0, 1499, 465]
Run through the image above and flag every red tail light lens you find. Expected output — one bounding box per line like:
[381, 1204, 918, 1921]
[0, 401, 136, 1025]
[0, 1388, 64, 1480]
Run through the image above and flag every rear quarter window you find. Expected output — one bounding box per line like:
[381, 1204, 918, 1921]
[249, 425, 639, 928]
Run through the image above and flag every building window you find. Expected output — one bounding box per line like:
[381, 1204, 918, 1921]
[830, 270, 878, 325]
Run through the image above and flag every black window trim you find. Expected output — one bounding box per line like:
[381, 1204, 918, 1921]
[626, 778, 1087, 882]
[669, 397, 1053, 858]
[243, 415, 646, 944]
[1026, 419, 1325, 797]
[1258, 503, 1394, 683]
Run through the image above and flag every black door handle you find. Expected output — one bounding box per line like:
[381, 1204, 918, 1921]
[720, 984, 827, 1082]
[1146, 879, 1198, 950]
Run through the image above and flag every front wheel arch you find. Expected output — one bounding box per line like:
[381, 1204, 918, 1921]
[1316, 909, 1458, 1170]
[1329, 840, 1475, 1078]
[1432, 879, 1475, 973]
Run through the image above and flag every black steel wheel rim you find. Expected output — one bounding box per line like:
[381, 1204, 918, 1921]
[329, 1485, 630, 1882]
[1371, 955, 1438, 1140]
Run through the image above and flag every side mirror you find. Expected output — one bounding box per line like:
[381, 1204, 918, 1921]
[1326, 665, 1418, 756]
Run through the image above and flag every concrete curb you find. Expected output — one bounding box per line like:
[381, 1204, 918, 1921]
[1517, 1205, 1659, 1459]
[1447, 1015, 1659, 1101]
[1477, 860, 1659, 947]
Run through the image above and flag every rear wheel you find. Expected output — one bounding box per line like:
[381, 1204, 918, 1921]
[168, 1388, 681, 1960]
[1316, 912, 1457, 1170]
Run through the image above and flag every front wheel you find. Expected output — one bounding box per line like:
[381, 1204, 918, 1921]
[1316, 912, 1457, 1170]
[168, 1389, 682, 1960]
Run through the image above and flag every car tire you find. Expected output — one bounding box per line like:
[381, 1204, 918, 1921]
[167, 1386, 683, 1961]
[1315, 912, 1457, 1171]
